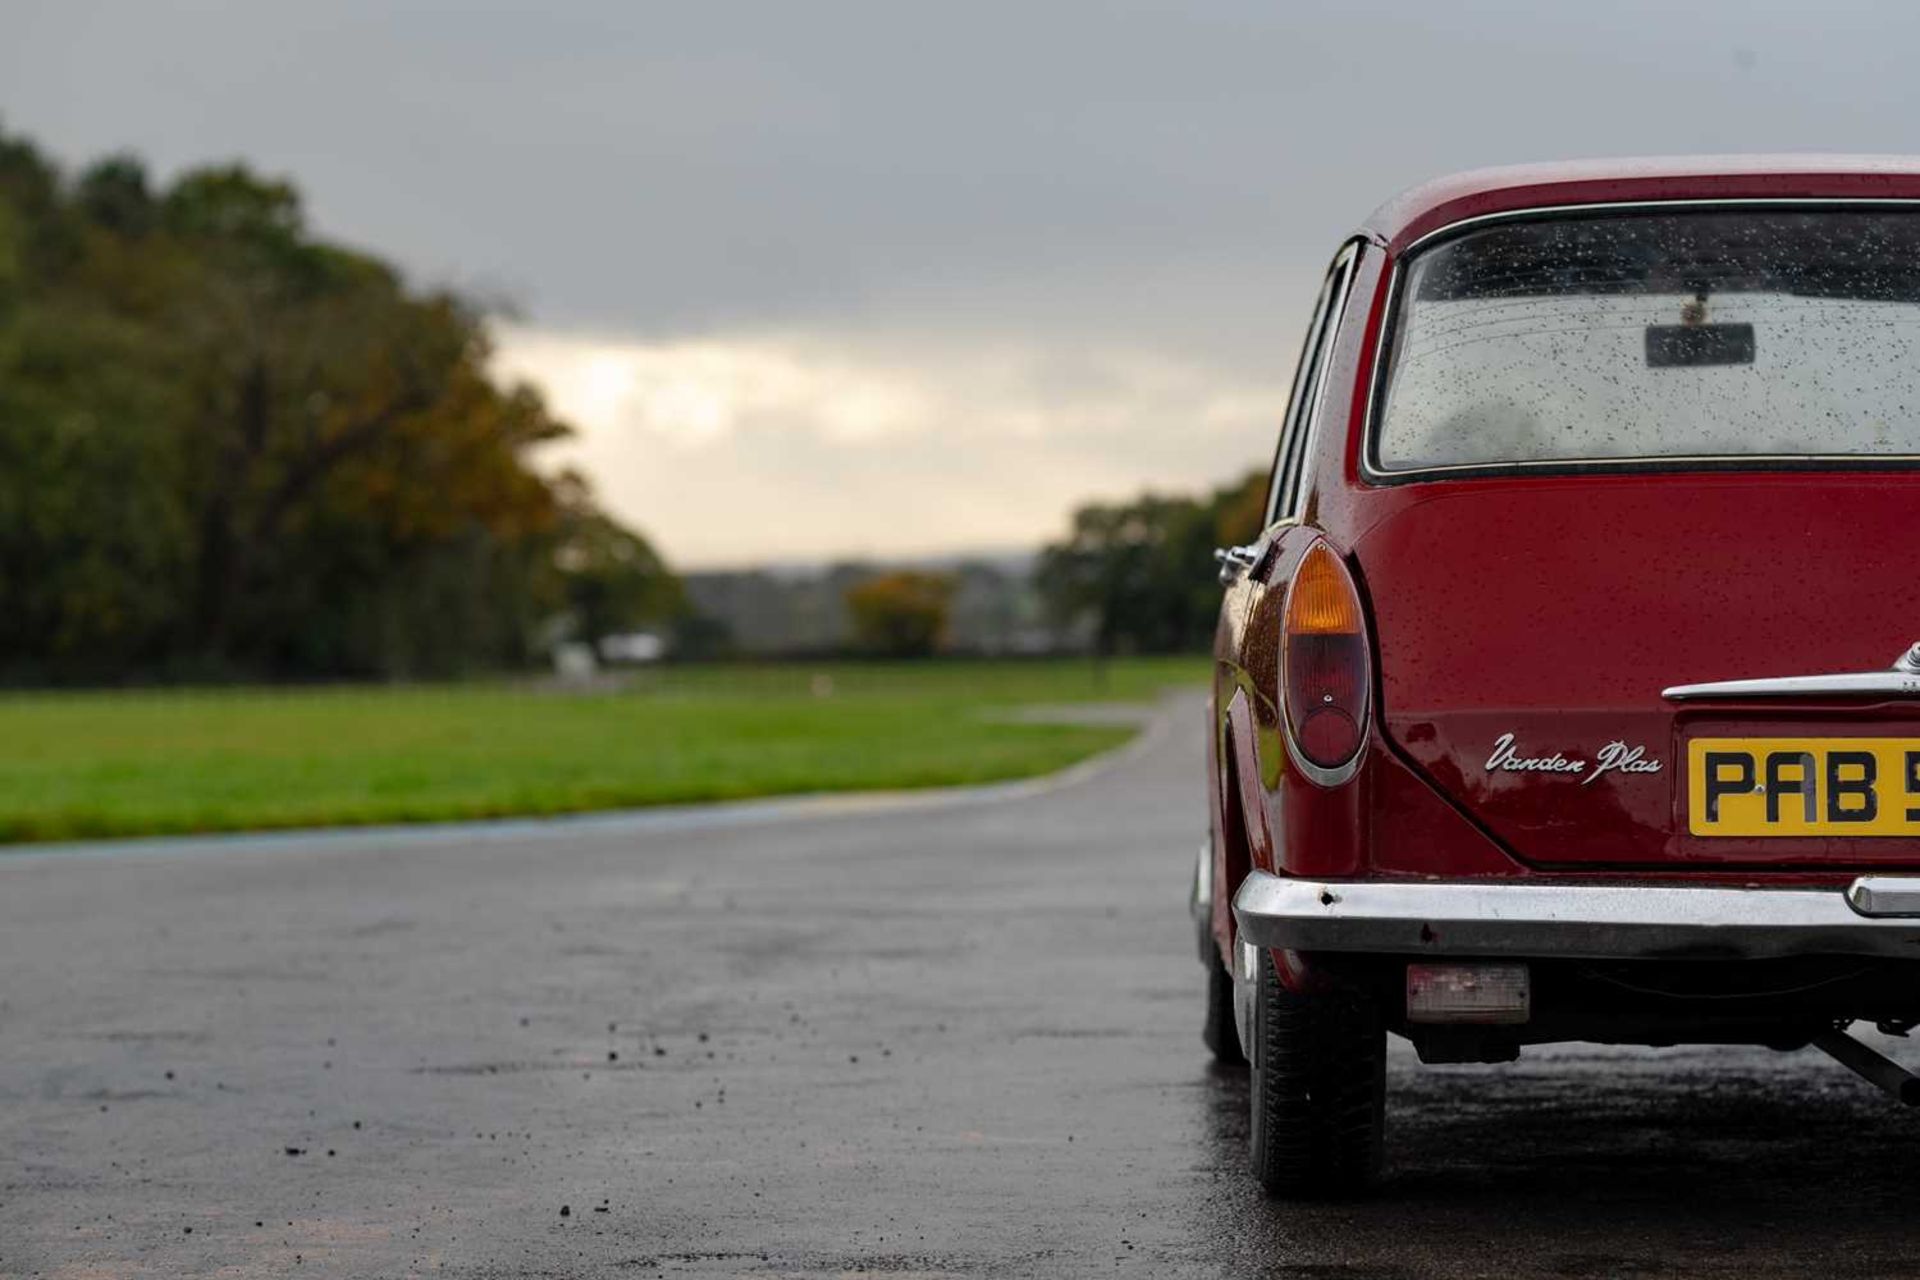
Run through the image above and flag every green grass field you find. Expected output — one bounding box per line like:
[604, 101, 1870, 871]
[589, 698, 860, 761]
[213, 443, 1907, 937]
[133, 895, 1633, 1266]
[0, 657, 1207, 844]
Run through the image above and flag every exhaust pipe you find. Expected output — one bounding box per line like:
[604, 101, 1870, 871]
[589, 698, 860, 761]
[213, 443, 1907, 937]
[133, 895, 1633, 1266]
[1812, 1027, 1920, 1106]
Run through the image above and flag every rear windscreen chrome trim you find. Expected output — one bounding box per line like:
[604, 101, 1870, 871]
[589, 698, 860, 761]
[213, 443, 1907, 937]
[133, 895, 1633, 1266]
[1361, 197, 1920, 486]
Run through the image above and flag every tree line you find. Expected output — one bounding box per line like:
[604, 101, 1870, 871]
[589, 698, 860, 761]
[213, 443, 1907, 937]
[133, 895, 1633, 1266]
[0, 126, 1265, 675]
[1035, 468, 1265, 655]
[0, 126, 679, 681]
[824, 470, 1269, 659]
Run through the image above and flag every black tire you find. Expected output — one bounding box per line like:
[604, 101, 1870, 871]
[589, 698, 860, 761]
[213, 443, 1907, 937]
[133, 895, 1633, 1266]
[1202, 943, 1246, 1066]
[1249, 949, 1386, 1197]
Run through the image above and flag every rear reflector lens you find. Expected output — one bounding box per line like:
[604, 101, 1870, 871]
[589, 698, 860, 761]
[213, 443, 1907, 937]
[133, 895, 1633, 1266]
[1406, 963, 1531, 1025]
[1282, 542, 1370, 772]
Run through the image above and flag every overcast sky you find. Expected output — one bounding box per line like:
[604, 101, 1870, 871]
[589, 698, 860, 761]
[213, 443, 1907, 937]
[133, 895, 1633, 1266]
[8, 1, 1920, 566]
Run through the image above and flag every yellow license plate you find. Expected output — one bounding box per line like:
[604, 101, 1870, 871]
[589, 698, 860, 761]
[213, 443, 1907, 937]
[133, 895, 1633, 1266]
[1688, 738, 1920, 837]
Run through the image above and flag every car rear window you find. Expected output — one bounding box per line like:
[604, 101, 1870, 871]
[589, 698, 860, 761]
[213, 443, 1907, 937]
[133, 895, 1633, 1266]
[1373, 208, 1920, 473]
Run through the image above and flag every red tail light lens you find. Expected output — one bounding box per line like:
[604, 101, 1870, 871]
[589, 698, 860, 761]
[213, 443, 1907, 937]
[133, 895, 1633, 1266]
[1282, 541, 1370, 774]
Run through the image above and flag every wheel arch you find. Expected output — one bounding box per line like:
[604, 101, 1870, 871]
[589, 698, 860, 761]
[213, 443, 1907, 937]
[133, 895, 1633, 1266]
[1214, 688, 1277, 961]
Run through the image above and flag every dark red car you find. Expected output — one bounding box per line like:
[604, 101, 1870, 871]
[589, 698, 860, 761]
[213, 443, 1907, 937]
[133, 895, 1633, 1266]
[1197, 157, 1920, 1195]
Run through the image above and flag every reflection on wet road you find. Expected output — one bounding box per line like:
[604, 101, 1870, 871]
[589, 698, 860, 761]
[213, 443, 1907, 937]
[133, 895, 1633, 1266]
[4, 692, 1919, 1277]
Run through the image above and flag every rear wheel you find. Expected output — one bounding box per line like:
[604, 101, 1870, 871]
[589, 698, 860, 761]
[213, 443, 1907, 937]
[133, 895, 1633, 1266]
[1202, 943, 1246, 1065]
[1249, 949, 1386, 1196]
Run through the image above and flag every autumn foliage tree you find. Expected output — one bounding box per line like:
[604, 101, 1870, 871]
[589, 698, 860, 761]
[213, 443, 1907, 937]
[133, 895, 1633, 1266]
[843, 571, 957, 658]
[0, 126, 677, 680]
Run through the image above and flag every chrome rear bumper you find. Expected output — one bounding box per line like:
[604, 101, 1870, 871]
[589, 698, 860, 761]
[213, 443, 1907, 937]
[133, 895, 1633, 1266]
[1233, 871, 1920, 962]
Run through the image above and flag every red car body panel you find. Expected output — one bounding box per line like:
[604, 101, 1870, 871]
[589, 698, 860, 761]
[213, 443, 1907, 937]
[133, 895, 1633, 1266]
[1362, 474, 1920, 872]
[1360, 155, 1920, 253]
[1208, 159, 1920, 969]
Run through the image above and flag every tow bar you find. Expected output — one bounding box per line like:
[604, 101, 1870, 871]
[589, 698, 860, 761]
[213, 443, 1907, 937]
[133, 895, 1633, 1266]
[1812, 1027, 1920, 1106]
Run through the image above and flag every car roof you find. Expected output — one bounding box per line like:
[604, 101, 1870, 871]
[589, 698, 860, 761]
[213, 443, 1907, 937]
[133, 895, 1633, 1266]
[1363, 155, 1920, 253]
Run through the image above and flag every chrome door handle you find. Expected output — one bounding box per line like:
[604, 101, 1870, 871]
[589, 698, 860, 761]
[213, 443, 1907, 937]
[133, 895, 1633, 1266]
[1214, 544, 1260, 585]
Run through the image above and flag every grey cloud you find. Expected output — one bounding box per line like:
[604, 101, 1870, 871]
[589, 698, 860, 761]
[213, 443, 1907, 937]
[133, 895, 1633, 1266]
[14, 0, 1920, 369]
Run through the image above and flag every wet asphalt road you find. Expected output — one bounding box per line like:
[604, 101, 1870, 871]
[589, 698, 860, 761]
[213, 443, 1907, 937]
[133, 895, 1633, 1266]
[8, 692, 1920, 1278]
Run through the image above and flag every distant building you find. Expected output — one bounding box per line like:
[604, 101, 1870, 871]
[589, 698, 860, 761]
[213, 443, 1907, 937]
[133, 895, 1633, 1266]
[551, 641, 598, 682]
[598, 632, 667, 664]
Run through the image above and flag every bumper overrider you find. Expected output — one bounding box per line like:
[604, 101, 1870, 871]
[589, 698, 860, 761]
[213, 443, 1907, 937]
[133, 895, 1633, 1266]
[1232, 870, 1920, 961]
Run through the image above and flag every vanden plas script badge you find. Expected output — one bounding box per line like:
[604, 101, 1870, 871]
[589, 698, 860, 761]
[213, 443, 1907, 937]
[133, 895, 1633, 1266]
[1486, 733, 1665, 786]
